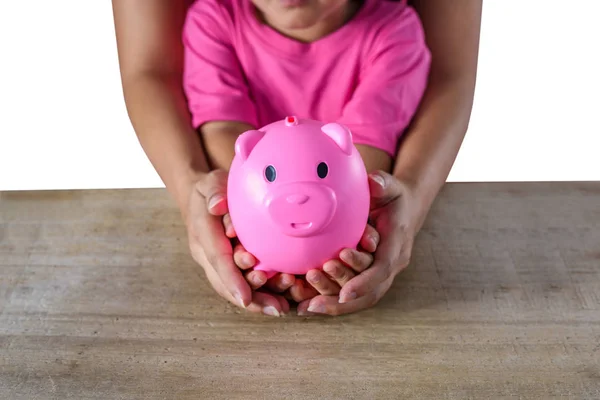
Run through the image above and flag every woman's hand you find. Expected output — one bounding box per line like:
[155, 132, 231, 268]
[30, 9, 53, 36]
[297, 171, 419, 316]
[186, 170, 290, 316]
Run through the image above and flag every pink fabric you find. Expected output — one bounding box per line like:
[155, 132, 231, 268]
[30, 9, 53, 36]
[183, 0, 431, 156]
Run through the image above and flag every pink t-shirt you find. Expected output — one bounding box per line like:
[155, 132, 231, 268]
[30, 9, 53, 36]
[183, 0, 431, 156]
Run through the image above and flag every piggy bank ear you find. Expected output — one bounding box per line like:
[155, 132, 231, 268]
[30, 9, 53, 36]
[321, 123, 353, 155]
[235, 129, 265, 161]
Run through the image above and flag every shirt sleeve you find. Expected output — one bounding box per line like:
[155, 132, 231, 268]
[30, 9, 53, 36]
[337, 7, 431, 157]
[182, 0, 258, 129]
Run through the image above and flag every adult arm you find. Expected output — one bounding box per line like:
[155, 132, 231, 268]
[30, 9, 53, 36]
[112, 0, 286, 314]
[112, 0, 209, 215]
[113, 0, 249, 202]
[394, 0, 483, 230]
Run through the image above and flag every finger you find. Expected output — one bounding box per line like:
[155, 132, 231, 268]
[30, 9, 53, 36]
[338, 232, 406, 304]
[248, 291, 289, 317]
[299, 292, 380, 316]
[224, 283, 288, 316]
[368, 171, 403, 209]
[190, 183, 246, 307]
[359, 224, 380, 253]
[296, 297, 318, 316]
[323, 259, 356, 287]
[199, 255, 259, 310]
[306, 269, 340, 296]
[195, 170, 229, 216]
[197, 251, 237, 303]
[197, 207, 252, 307]
[245, 270, 267, 290]
[339, 248, 373, 273]
[206, 193, 228, 216]
[214, 257, 253, 308]
[265, 273, 296, 293]
[273, 294, 291, 315]
[337, 261, 390, 304]
[233, 243, 256, 270]
[340, 225, 411, 303]
[283, 289, 295, 301]
[198, 249, 285, 315]
[288, 278, 318, 303]
[223, 213, 236, 238]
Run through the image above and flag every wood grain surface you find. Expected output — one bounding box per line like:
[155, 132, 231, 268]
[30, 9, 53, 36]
[0, 183, 599, 399]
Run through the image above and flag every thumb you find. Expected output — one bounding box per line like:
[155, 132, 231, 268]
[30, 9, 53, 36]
[368, 170, 403, 208]
[196, 170, 229, 216]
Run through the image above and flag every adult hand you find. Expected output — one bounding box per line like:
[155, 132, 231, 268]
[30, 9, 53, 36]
[186, 170, 289, 316]
[297, 171, 418, 316]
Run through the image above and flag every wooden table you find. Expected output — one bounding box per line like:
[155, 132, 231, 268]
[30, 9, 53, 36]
[1, 183, 599, 399]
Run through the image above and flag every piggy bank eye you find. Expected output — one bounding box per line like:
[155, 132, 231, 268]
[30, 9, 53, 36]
[317, 162, 328, 179]
[264, 165, 277, 182]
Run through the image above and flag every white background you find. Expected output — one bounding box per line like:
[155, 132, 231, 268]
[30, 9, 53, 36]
[0, 0, 599, 191]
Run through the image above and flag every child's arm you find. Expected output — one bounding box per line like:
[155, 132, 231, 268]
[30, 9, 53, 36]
[355, 146, 394, 174]
[298, 0, 483, 315]
[112, 0, 288, 316]
[182, 1, 260, 168]
[200, 121, 253, 171]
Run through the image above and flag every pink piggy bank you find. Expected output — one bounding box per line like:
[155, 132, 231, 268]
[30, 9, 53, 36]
[227, 116, 370, 277]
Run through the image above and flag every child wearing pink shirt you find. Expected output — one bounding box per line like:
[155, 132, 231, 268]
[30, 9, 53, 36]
[112, 0, 482, 317]
[183, 0, 430, 158]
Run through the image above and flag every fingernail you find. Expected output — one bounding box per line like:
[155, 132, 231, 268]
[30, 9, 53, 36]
[369, 236, 378, 249]
[325, 264, 339, 278]
[370, 174, 385, 188]
[282, 275, 294, 286]
[252, 275, 265, 286]
[208, 195, 224, 210]
[263, 306, 280, 317]
[324, 263, 335, 275]
[242, 253, 255, 267]
[235, 292, 246, 308]
[307, 304, 325, 313]
[309, 274, 320, 283]
[339, 292, 357, 304]
[297, 309, 308, 316]
[339, 250, 351, 264]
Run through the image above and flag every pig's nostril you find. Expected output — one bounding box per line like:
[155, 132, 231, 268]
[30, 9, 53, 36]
[286, 194, 309, 205]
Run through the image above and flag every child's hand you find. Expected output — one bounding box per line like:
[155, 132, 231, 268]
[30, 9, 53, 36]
[230, 241, 296, 294]
[224, 218, 297, 296]
[297, 171, 416, 316]
[225, 191, 381, 308]
[186, 170, 289, 316]
[230, 224, 378, 305]
[286, 224, 379, 304]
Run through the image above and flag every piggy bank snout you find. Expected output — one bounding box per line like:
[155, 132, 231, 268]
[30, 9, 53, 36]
[266, 183, 337, 238]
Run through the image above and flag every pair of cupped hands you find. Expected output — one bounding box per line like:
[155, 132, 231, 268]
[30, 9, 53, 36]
[185, 168, 417, 317]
